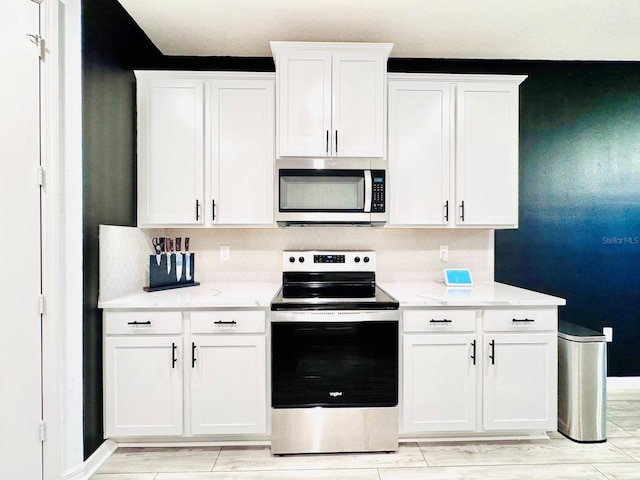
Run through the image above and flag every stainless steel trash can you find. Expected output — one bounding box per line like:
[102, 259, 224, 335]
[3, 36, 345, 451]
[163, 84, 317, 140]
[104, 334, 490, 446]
[558, 321, 607, 443]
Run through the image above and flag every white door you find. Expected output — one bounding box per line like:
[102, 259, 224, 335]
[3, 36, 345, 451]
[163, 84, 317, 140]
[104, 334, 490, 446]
[137, 78, 205, 226]
[482, 333, 557, 431]
[276, 50, 332, 157]
[190, 335, 267, 435]
[455, 83, 519, 227]
[332, 51, 386, 157]
[402, 334, 477, 433]
[104, 336, 183, 437]
[210, 79, 274, 225]
[388, 81, 450, 225]
[0, 1, 43, 478]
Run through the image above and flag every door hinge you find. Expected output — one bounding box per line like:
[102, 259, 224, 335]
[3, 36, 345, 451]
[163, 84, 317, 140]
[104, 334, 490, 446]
[40, 420, 46, 442]
[26, 33, 46, 60]
[37, 166, 45, 187]
[39, 294, 45, 315]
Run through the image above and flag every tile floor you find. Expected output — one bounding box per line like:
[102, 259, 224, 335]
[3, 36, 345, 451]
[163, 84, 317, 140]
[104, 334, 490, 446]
[91, 390, 640, 480]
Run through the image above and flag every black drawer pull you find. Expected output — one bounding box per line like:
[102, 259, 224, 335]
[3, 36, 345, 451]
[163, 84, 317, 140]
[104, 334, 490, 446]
[191, 342, 197, 368]
[430, 319, 452, 323]
[127, 320, 151, 325]
[512, 318, 535, 323]
[214, 320, 237, 325]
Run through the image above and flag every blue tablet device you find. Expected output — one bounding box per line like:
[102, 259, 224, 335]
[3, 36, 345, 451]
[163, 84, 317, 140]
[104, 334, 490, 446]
[444, 269, 473, 286]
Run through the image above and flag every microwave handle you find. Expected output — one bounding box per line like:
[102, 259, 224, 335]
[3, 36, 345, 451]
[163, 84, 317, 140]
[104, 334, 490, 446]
[364, 170, 372, 213]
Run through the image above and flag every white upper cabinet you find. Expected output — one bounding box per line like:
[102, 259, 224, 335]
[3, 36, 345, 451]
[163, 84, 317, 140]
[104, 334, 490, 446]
[388, 81, 451, 226]
[137, 78, 205, 226]
[136, 71, 275, 227]
[210, 78, 274, 225]
[387, 74, 526, 229]
[271, 42, 392, 158]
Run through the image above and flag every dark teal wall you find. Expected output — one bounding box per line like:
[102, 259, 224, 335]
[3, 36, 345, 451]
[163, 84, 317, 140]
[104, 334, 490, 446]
[493, 63, 640, 377]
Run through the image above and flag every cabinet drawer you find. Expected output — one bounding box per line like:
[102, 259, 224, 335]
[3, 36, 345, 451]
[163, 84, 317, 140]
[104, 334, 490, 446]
[191, 310, 266, 334]
[403, 309, 476, 333]
[483, 308, 557, 332]
[104, 311, 182, 335]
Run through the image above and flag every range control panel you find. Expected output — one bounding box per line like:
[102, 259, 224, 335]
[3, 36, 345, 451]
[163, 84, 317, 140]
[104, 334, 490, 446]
[283, 251, 376, 272]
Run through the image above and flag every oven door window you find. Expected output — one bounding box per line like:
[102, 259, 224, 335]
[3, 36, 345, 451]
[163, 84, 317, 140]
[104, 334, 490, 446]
[272, 321, 398, 408]
[279, 170, 365, 212]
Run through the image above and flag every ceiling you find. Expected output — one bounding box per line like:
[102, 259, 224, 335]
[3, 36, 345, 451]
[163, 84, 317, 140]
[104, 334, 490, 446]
[117, 0, 640, 61]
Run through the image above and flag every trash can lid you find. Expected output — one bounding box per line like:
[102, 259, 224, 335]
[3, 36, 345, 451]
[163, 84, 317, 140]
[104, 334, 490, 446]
[558, 320, 606, 342]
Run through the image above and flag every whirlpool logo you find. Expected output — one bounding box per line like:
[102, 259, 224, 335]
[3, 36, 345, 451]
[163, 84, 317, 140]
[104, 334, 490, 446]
[329, 391, 343, 398]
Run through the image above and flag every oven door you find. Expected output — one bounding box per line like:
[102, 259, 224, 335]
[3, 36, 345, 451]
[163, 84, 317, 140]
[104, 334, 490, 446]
[271, 314, 398, 409]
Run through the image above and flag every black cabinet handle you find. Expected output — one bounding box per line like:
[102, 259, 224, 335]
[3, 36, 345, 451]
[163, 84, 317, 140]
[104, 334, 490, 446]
[127, 320, 151, 325]
[326, 130, 329, 154]
[214, 320, 237, 325]
[471, 340, 476, 365]
[460, 200, 465, 221]
[444, 200, 449, 222]
[212, 199, 216, 221]
[191, 342, 196, 368]
[171, 342, 177, 369]
[430, 318, 452, 323]
[489, 339, 495, 365]
[335, 130, 338, 154]
[195, 199, 201, 221]
[512, 318, 535, 323]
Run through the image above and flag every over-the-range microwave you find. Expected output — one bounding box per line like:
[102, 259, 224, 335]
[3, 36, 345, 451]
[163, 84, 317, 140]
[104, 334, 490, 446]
[276, 158, 388, 226]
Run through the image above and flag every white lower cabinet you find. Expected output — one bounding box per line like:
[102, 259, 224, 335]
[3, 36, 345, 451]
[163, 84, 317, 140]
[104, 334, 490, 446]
[103, 312, 184, 437]
[189, 311, 267, 435]
[401, 307, 558, 436]
[103, 309, 268, 439]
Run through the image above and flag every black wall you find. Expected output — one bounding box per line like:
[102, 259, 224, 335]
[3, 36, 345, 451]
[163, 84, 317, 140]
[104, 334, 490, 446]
[82, 0, 640, 459]
[81, 0, 163, 458]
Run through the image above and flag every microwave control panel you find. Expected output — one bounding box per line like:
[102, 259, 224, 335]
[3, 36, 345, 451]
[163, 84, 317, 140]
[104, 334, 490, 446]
[372, 170, 385, 212]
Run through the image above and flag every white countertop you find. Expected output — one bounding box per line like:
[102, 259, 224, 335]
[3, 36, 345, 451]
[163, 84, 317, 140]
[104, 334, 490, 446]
[379, 281, 566, 307]
[98, 282, 281, 310]
[98, 281, 565, 310]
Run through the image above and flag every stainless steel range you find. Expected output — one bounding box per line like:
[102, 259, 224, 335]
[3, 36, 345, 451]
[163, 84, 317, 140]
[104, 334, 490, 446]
[270, 251, 399, 455]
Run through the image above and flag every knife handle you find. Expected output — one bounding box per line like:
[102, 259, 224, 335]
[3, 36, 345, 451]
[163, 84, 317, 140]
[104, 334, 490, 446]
[159, 237, 165, 253]
[185, 237, 190, 252]
[176, 237, 182, 252]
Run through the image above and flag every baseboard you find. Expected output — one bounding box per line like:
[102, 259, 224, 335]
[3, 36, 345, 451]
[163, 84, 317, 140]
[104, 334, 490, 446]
[608, 376, 640, 390]
[63, 439, 117, 480]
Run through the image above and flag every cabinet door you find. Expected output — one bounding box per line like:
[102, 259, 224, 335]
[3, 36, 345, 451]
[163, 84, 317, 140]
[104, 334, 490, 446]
[388, 81, 450, 225]
[210, 79, 274, 225]
[482, 332, 557, 431]
[277, 50, 332, 157]
[104, 336, 183, 437]
[455, 82, 519, 227]
[402, 334, 477, 433]
[190, 335, 267, 435]
[137, 79, 205, 226]
[332, 51, 386, 157]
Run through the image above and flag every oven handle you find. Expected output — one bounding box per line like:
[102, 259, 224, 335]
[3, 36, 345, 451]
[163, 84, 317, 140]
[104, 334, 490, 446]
[363, 170, 372, 213]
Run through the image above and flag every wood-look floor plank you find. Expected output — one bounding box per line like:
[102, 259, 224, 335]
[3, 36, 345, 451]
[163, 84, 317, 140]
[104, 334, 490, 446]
[155, 470, 380, 479]
[378, 464, 607, 479]
[96, 447, 221, 474]
[592, 462, 640, 479]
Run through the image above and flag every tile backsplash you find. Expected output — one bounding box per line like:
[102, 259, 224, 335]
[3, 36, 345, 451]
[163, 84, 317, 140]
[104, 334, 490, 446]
[165, 227, 495, 284]
[100, 225, 495, 301]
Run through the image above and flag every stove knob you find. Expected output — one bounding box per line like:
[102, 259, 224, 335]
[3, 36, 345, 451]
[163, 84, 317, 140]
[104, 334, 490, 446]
[298, 256, 305, 263]
[289, 256, 295, 263]
[363, 256, 370, 263]
[354, 256, 360, 263]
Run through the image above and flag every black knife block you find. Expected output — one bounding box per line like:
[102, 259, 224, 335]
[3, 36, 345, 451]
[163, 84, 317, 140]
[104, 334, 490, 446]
[144, 253, 200, 292]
